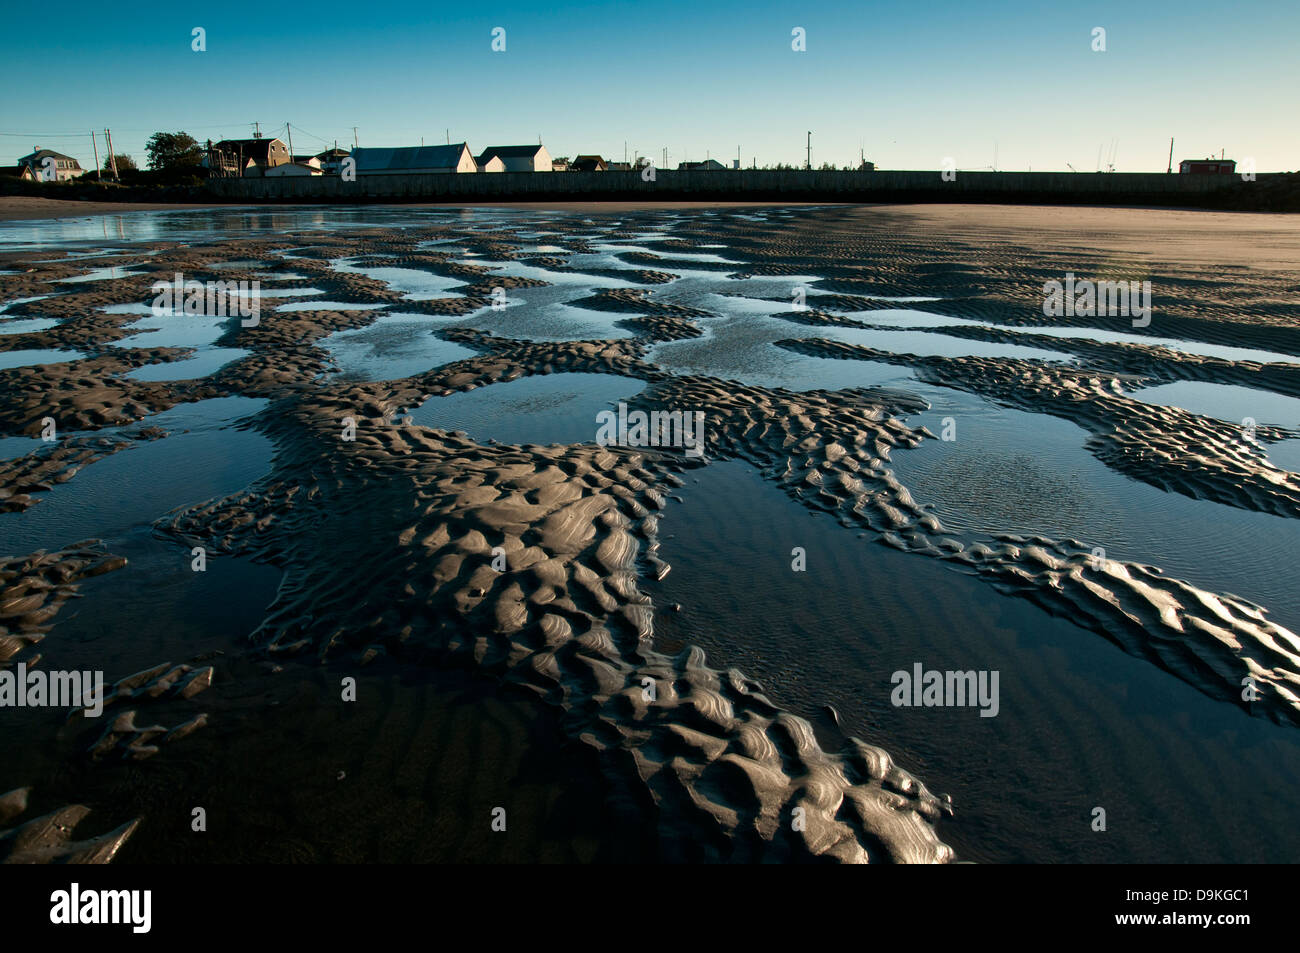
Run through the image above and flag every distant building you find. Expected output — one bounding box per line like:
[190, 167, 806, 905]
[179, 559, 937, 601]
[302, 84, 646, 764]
[314, 148, 350, 174]
[1179, 158, 1236, 174]
[551, 158, 570, 172]
[18, 148, 83, 182]
[477, 155, 506, 173]
[0, 165, 38, 181]
[607, 161, 632, 172]
[476, 144, 552, 172]
[207, 137, 291, 177]
[859, 159, 876, 171]
[266, 158, 324, 177]
[678, 159, 727, 171]
[570, 155, 608, 172]
[352, 144, 477, 175]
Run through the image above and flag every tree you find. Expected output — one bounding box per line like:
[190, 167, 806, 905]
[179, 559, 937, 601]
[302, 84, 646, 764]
[145, 132, 203, 171]
[110, 154, 137, 173]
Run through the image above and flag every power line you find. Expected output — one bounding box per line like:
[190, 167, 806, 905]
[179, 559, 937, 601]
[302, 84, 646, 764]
[287, 123, 344, 146]
[0, 132, 95, 138]
[0, 122, 259, 138]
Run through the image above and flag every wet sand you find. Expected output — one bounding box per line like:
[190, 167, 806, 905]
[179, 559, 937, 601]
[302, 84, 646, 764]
[2, 203, 1298, 863]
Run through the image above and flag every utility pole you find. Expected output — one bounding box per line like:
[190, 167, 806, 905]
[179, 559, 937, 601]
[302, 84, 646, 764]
[1167, 137, 1174, 173]
[105, 128, 119, 181]
[286, 123, 294, 160]
[352, 127, 359, 148]
[253, 121, 261, 138]
[806, 131, 811, 170]
[91, 130, 100, 180]
[446, 129, 450, 145]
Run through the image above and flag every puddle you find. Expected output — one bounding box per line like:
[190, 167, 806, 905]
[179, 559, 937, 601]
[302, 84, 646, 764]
[321, 317, 478, 381]
[408, 372, 646, 446]
[126, 348, 250, 381]
[54, 267, 141, 283]
[823, 325, 1074, 362]
[274, 301, 388, 312]
[1127, 379, 1300, 429]
[331, 260, 465, 300]
[1020, 325, 1300, 366]
[0, 396, 270, 556]
[0, 295, 52, 314]
[0, 317, 59, 335]
[890, 383, 1300, 632]
[0, 348, 86, 370]
[107, 311, 234, 350]
[0, 435, 46, 460]
[646, 458, 1300, 863]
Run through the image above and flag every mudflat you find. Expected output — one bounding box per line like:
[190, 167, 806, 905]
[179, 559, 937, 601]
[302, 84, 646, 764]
[1, 203, 1297, 863]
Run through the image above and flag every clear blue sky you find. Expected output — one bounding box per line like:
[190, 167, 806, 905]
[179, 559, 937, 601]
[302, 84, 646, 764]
[2, 0, 1296, 172]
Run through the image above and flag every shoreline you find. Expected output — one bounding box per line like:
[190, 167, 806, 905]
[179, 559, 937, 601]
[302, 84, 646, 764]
[5, 193, 1300, 226]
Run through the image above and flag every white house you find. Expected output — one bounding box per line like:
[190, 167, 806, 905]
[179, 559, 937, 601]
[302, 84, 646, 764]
[18, 148, 83, 182]
[476, 144, 552, 172]
[476, 155, 506, 173]
[266, 158, 323, 177]
[352, 143, 477, 175]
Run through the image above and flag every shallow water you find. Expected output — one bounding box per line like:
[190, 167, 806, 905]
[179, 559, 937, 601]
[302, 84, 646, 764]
[126, 348, 249, 381]
[646, 459, 1300, 863]
[321, 317, 477, 381]
[0, 396, 270, 557]
[0, 347, 85, 370]
[888, 382, 1300, 630]
[3, 203, 1298, 865]
[1128, 379, 1300, 429]
[107, 310, 235, 350]
[330, 260, 465, 299]
[409, 372, 646, 446]
[0, 317, 59, 335]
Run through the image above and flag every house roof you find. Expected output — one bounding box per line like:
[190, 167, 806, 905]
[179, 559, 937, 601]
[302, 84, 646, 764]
[212, 138, 287, 165]
[315, 148, 350, 160]
[352, 144, 470, 172]
[19, 148, 80, 166]
[477, 145, 546, 161]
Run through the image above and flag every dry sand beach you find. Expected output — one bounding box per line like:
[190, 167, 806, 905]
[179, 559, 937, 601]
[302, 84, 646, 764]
[1, 202, 1298, 863]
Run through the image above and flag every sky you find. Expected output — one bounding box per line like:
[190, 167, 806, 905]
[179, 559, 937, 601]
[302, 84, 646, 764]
[2, 0, 1296, 173]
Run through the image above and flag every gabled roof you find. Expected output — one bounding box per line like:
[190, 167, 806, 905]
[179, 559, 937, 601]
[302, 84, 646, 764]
[352, 144, 470, 172]
[212, 138, 287, 165]
[477, 145, 546, 161]
[19, 148, 80, 166]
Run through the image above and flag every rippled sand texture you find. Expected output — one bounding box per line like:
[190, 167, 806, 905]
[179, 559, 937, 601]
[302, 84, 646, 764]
[1, 204, 1298, 863]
